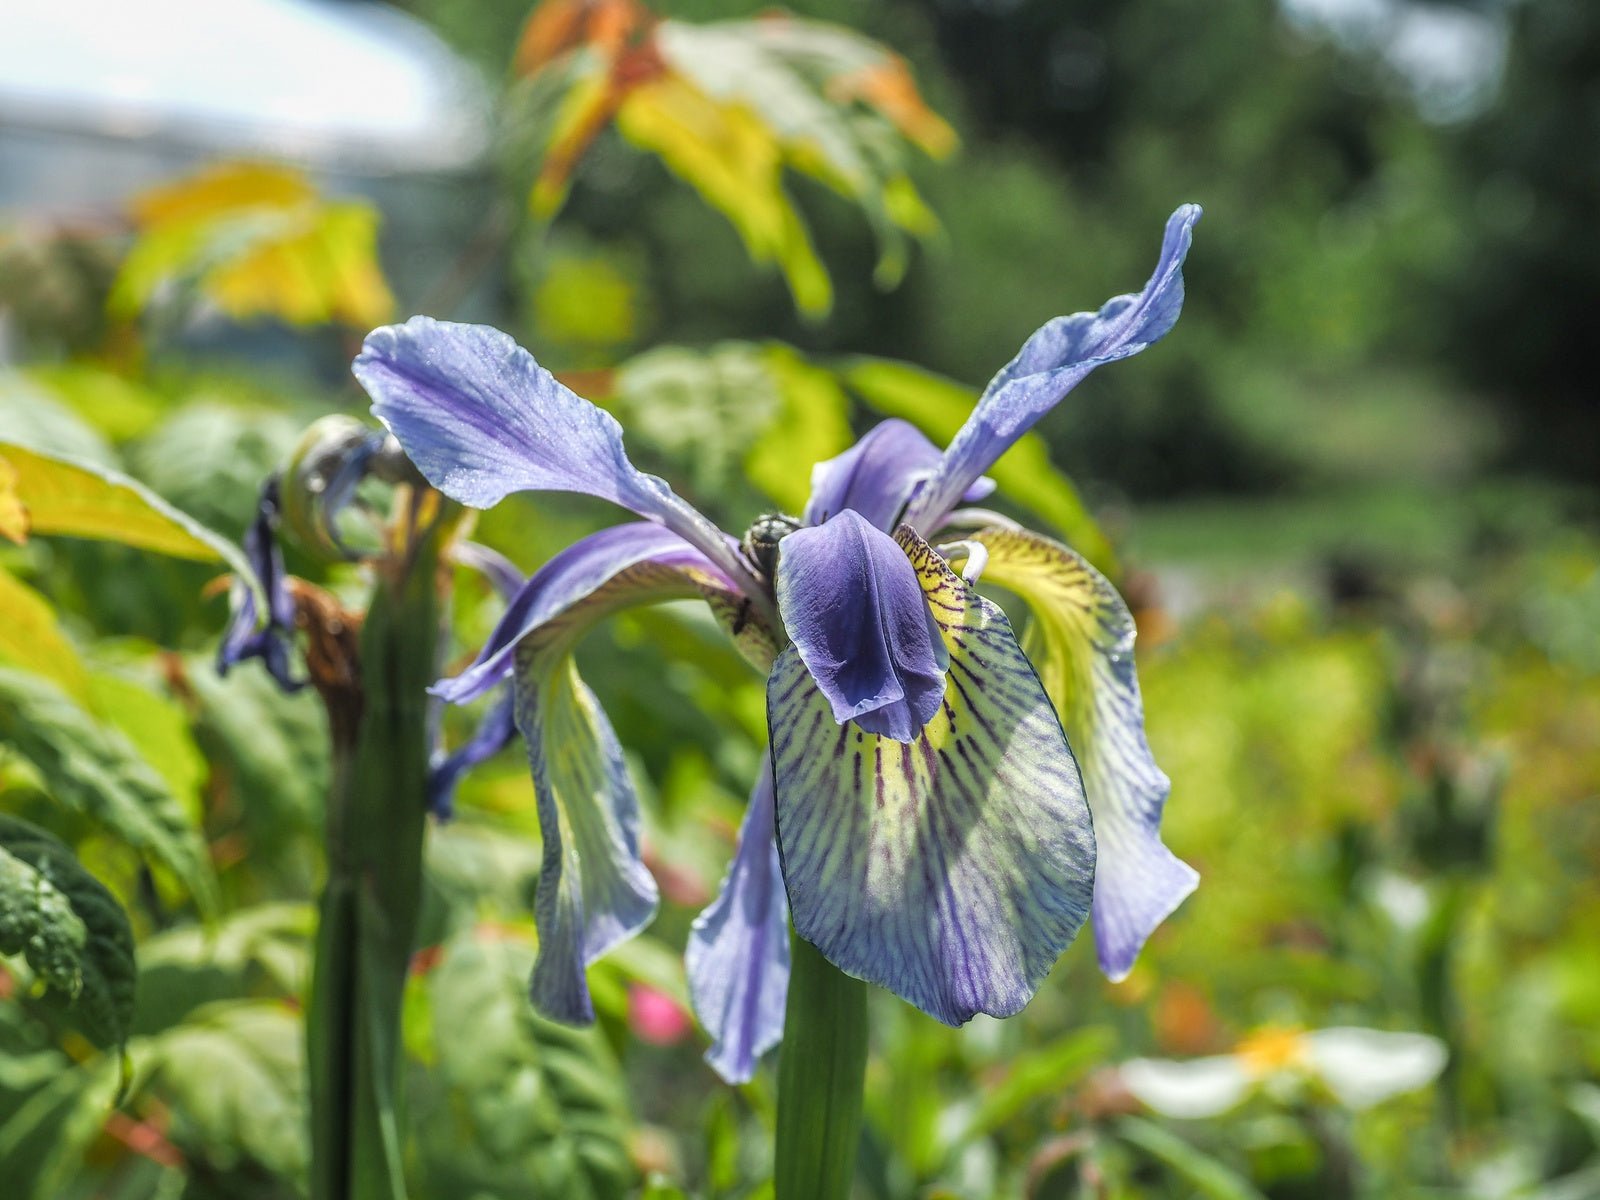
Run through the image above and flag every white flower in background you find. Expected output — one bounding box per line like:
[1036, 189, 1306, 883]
[1120, 1025, 1448, 1119]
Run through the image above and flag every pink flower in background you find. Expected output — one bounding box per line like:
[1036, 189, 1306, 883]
[629, 984, 692, 1047]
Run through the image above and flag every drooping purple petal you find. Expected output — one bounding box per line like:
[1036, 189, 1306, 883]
[353, 317, 757, 594]
[216, 477, 302, 693]
[425, 690, 516, 821]
[451, 539, 525, 602]
[424, 540, 528, 821]
[973, 527, 1196, 980]
[768, 527, 1095, 1025]
[686, 763, 789, 1084]
[516, 648, 658, 1024]
[436, 523, 741, 705]
[903, 205, 1201, 530]
[803, 419, 994, 532]
[774, 509, 947, 742]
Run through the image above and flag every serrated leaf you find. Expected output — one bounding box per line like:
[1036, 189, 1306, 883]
[514, 7, 951, 317]
[89, 672, 207, 825]
[180, 649, 328, 838]
[0, 668, 219, 917]
[0, 1054, 128, 1200]
[839, 356, 1116, 573]
[142, 1001, 307, 1181]
[0, 814, 137, 1049]
[418, 928, 635, 1199]
[0, 566, 93, 707]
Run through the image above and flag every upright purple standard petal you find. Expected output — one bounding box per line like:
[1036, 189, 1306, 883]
[437, 523, 741, 705]
[353, 317, 757, 595]
[904, 205, 1201, 529]
[804, 419, 994, 531]
[774, 509, 947, 742]
[769, 528, 1095, 1025]
[686, 764, 790, 1084]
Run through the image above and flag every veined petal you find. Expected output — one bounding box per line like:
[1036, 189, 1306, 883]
[768, 526, 1095, 1025]
[775, 509, 947, 742]
[515, 645, 657, 1024]
[803, 419, 994, 531]
[354, 317, 756, 593]
[904, 205, 1201, 529]
[467, 527, 775, 1022]
[437, 523, 753, 705]
[685, 764, 789, 1084]
[974, 527, 1195, 981]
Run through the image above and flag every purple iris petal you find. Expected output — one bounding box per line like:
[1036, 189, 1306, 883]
[685, 763, 789, 1084]
[774, 510, 947, 742]
[517, 656, 658, 1024]
[803, 419, 994, 531]
[768, 529, 1095, 1025]
[451, 539, 524, 602]
[425, 690, 516, 821]
[216, 477, 302, 692]
[436, 523, 737, 706]
[424, 540, 527, 821]
[903, 205, 1201, 530]
[353, 317, 755, 594]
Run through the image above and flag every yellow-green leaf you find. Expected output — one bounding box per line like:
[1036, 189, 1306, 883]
[0, 439, 251, 575]
[745, 343, 854, 512]
[0, 567, 93, 708]
[616, 74, 832, 317]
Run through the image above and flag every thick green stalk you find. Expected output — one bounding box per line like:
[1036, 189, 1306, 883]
[308, 532, 440, 1200]
[775, 930, 868, 1200]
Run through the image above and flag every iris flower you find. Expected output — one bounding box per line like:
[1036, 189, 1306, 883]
[352, 204, 1202, 1082]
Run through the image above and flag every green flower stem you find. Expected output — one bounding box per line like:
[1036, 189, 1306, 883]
[775, 929, 868, 1200]
[308, 528, 442, 1200]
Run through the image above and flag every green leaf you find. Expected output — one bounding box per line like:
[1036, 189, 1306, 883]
[0, 667, 219, 917]
[417, 928, 635, 1199]
[142, 1000, 307, 1181]
[135, 903, 313, 1034]
[0, 566, 94, 708]
[838, 356, 1116, 574]
[0, 814, 137, 1049]
[0, 1054, 128, 1200]
[1115, 1116, 1270, 1200]
[89, 671, 207, 825]
[745, 344, 855, 513]
[952, 1026, 1116, 1148]
[0, 438, 254, 583]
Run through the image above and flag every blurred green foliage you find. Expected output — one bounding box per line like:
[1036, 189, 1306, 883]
[0, 0, 1596, 1197]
